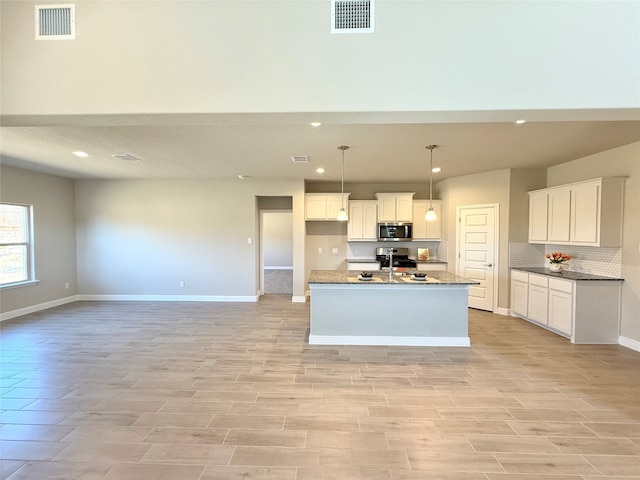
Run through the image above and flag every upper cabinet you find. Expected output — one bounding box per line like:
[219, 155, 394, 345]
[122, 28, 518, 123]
[305, 193, 350, 221]
[348, 200, 378, 241]
[375, 193, 414, 222]
[527, 177, 625, 247]
[412, 200, 442, 240]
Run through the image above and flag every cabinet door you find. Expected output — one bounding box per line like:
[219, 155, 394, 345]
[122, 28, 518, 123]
[326, 194, 347, 220]
[548, 289, 573, 335]
[305, 195, 327, 220]
[412, 201, 428, 239]
[348, 202, 364, 240]
[378, 197, 397, 222]
[396, 196, 414, 222]
[548, 188, 571, 243]
[425, 201, 442, 239]
[511, 280, 528, 317]
[527, 284, 548, 325]
[571, 181, 600, 244]
[362, 202, 378, 240]
[528, 191, 548, 242]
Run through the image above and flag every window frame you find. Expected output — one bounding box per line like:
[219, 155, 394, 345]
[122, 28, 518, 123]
[0, 203, 37, 288]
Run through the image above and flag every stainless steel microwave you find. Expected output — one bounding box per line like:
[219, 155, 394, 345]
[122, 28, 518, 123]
[378, 222, 412, 241]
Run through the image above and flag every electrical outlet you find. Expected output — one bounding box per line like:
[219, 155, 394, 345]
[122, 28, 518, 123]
[318, 248, 323, 254]
[64, 282, 70, 290]
[332, 248, 338, 254]
[179, 281, 185, 288]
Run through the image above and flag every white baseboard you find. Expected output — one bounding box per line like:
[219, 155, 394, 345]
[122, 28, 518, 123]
[618, 335, 640, 352]
[494, 307, 510, 316]
[308, 335, 470, 347]
[291, 295, 307, 303]
[77, 294, 258, 302]
[1, 295, 79, 322]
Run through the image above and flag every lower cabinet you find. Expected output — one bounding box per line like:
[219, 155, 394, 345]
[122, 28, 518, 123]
[347, 262, 380, 271]
[510, 269, 621, 343]
[417, 263, 447, 272]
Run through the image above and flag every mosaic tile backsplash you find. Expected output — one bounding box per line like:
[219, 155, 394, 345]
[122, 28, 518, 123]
[509, 242, 622, 278]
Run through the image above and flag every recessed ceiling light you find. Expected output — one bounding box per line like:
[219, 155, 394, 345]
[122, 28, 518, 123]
[432, 167, 442, 173]
[515, 119, 527, 124]
[72, 151, 89, 157]
[309, 122, 322, 128]
[316, 167, 325, 174]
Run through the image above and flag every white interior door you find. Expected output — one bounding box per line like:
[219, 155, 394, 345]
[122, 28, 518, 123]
[457, 205, 498, 312]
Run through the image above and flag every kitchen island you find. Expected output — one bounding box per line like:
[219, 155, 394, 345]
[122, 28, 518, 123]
[308, 270, 480, 347]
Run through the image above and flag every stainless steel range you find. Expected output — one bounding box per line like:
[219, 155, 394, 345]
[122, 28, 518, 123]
[375, 247, 417, 268]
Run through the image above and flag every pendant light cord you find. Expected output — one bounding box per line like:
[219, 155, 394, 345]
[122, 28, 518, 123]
[341, 148, 345, 210]
[429, 147, 433, 209]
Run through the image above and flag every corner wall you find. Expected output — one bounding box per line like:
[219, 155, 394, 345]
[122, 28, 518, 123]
[0, 166, 77, 317]
[546, 142, 640, 345]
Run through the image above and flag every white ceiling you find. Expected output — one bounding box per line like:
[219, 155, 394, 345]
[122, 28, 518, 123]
[2, 112, 639, 184]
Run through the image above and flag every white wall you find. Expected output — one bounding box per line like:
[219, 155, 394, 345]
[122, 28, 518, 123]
[0, 166, 77, 315]
[74, 178, 306, 299]
[263, 211, 293, 267]
[546, 142, 640, 344]
[2, 1, 638, 115]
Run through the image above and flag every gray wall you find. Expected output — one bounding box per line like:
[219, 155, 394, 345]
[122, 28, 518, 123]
[74, 178, 306, 298]
[546, 142, 640, 344]
[0, 166, 77, 313]
[437, 169, 512, 310]
[2, 1, 637, 115]
[508, 168, 548, 243]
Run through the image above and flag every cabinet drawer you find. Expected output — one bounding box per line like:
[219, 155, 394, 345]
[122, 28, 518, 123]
[511, 270, 528, 283]
[528, 273, 548, 287]
[549, 278, 573, 293]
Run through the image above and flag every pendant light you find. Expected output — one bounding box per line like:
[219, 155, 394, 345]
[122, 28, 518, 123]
[336, 145, 349, 221]
[425, 145, 438, 221]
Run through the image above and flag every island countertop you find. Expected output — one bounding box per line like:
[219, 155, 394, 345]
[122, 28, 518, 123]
[308, 269, 479, 285]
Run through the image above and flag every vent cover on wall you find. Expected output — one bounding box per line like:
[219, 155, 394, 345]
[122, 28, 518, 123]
[331, 0, 374, 33]
[35, 4, 75, 40]
[112, 154, 141, 162]
[291, 156, 309, 163]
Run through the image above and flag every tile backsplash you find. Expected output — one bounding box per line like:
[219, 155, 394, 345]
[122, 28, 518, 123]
[348, 241, 445, 261]
[509, 242, 622, 278]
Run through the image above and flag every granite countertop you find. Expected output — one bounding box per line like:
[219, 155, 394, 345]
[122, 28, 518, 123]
[417, 259, 447, 264]
[309, 269, 480, 285]
[512, 267, 624, 281]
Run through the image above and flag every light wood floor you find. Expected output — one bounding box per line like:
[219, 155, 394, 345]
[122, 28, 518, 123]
[1, 296, 639, 479]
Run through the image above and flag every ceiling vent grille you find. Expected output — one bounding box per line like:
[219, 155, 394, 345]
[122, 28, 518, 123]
[291, 155, 309, 163]
[35, 4, 75, 40]
[112, 154, 141, 162]
[331, 0, 374, 33]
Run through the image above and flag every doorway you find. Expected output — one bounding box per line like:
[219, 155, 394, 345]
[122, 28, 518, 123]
[456, 204, 499, 312]
[258, 197, 293, 296]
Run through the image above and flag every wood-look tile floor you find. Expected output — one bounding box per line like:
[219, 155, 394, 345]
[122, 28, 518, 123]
[1, 296, 639, 479]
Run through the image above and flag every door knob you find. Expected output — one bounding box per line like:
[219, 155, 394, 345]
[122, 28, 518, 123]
[484, 263, 493, 267]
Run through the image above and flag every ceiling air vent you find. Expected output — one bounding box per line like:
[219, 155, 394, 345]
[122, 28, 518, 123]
[331, 0, 374, 33]
[35, 4, 75, 40]
[112, 154, 141, 162]
[291, 155, 309, 163]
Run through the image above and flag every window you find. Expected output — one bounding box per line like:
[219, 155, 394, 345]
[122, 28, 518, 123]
[0, 203, 34, 287]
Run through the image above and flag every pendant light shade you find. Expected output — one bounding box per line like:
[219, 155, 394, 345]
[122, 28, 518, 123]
[337, 145, 349, 221]
[425, 145, 437, 222]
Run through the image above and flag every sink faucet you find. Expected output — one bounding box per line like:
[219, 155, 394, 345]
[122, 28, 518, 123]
[387, 248, 395, 282]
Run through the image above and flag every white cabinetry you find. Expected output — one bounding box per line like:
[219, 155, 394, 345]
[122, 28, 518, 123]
[528, 177, 625, 246]
[527, 274, 548, 325]
[305, 193, 350, 221]
[417, 263, 447, 272]
[510, 270, 528, 317]
[347, 262, 380, 271]
[510, 269, 621, 343]
[412, 200, 442, 240]
[348, 201, 378, 241]
[375, 193, 414, 222]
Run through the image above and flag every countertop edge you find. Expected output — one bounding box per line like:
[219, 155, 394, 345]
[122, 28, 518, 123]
[511, 266, 624, 281]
